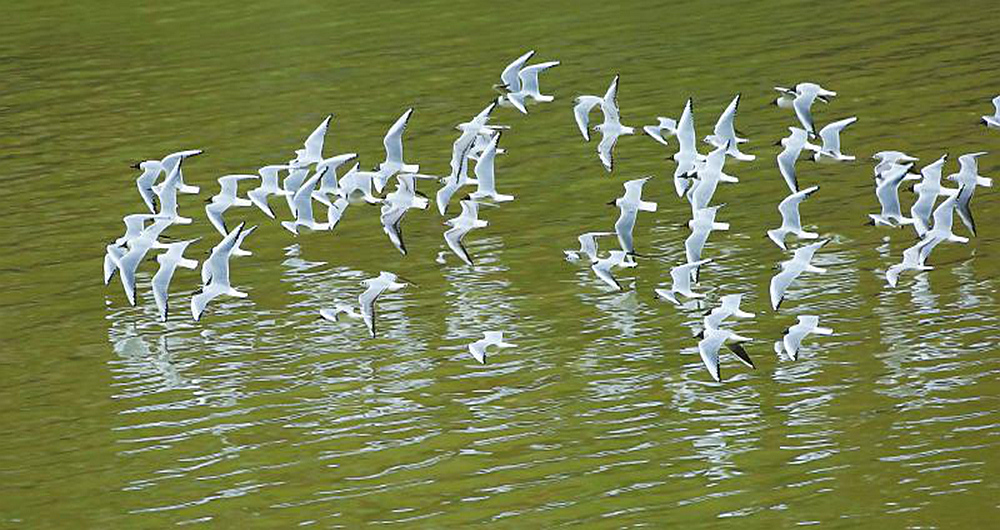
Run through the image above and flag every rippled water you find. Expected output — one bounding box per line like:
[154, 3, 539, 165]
[3, 0, 999, 527]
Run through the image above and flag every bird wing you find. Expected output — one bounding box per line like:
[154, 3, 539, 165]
[500, 50, 534, 92]
[518, 61, 559, 95]
[302, 115, 331, 161]
[383, 108, 413, 165]
[818, 116, 856, 154]
[573, 96, 602, 141]
[614, 206, 637, 253]
[444, 226, 475, 266]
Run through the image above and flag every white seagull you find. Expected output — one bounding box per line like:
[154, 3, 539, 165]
[774, 83, 836, 137]
[885, 238, 934, 288]
[437, 142, 475, 216]
[247, 164, 293, 219]
[916, 193, 970, 266]
[686, 142, 736, 215]
[467, 331, 516, 364]
[769, 239, 829, 310]
[776, 127, 816, 193]
[946, 152, 992, 236]
[113, 217, 174, 305]
[654, 259, 713, 305]
[774, 315, 833, 360]
[982, 95, 1000, 129]
[573, 95, 604, 142]
[642, 116, 676, 147]
[377, 108, 419, 182]
[869, 162, 918, 227]
[319, 271, 408, 338]
[503, 60, 560, 112]
[703, 294, 755, 331]
[154, 166, 194, 225]
[695, 327, 754, 382]
[151, 238, 200, 321]
[496, 50, 536, 113]
[704, 94, 754, 161]
[910, 155, 957, 237]
[192, 223, 248, 321]
[594, 75, 635, 172]
[590, 250, 637, 291]
[311, 153, 359, 207]
[291, 115, 331, 167]
[134, 149, 203, 202]
[281, 168, 331, 234]
[205, 174, 257, 236]
[673, 98, 704, 196]
[443, 198, 494, 266]
[613, 176, 658, 254]
[380, 173, 433, 255]
[469, 133, 514, 202]
[810, 117, 858, 162]
[103, 214, 167, 284]
[873, 151, 918, 180]
[336, 163, 381, 205]
[565, 231, 617, 262]
[767, 185, 820, 250]
[685, 205, 729, 282]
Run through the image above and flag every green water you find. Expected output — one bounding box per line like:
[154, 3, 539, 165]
[2, 1, 999, 527]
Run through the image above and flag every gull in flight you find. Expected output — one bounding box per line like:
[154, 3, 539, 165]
[469, 133, 514, 202]
[774, 82, 836, 137]
[495, 50, 535, 113]
[502, 60, 560, 113]
[376, 108, 419, 187]
[231, 225, 258, 258]
[247, 165, 293, 218]
[468, 331, 516, 364]
[152, 238, 200, 321]
[885, 238, 934, 287]
[380, 173, 433, 254]
[192, 223, 248, 321]
[443, 198, 494, 266]
[767, 185, 820, 250]
[154, 166, 194, 225]
[282, 166, 312, 215]
[291, 115, 331, 167]
[686, 142, 737, 215]
[946, 151, 992, 236]
[336, 163, 381, 205]
[982, 95, 1000, 129]
[695, 327, 754, 382]
[103, 214, 168, 284]
[776, 127, 816, 193]
[673, 98, 704, 196]
[437, 142, 475, 216]
[573, 95, 604, 142]
[565, 231, 617, 262]
[613, 176, 658, 254]
[112, 217, 174, 304]
[594, 75, 635, 172]
[590, 250, 637, 291]
[704, 94, 754, 161]
[774, 315, 832, 360]
[916, 193, 970, 266]
[319, 271, 408, 338]
[685, 205, 729, 282]
[312, 153, 359, 207]
[873, 151, 918, 180]
[909, 155, 958, 237]
[450, 102, 500, 180]
[642, 117, 676, 147]
[869, 162, 918, 227]
[205, 174, 257, 236]
[654, 259, 713, 305]
[809, 117, 857, 162]
[702, 294, 755, 331]
[282, 168, 331, 234]
[133, 149, 203, 207]
[769, 239, 829, 310]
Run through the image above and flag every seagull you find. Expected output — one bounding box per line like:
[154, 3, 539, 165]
[810, 117, 857, 162]
[437, 142, 475, 216]
[982, 95, 1000, 129]
[654, 259, 713, 305]
[380, 173, 433, 254]
[495, 50, 536, 113]
[695, 327, 754, 382]
[774, 83, 836, 136]
[199, 223, 254, 285]
[869, 162, 918, 227]
[205, 174, 257, 236]
[686, 142, 736, 215]
[767, 185, 820, 250]
[312, 153, 359, 207]
[134, 161, 164, 213]
[503, 60, 560, 112]
[916, 193, 970, 265]
[154, 166, 194, 225]
[282, 166, 312, 215]
[319, 271, 408, 338]
[467, 331, 516, 364]
[291, 115, 331, 167]
[444, 198, 494, 266]
[151, 238, 200, 321]
[377, 108, 419, 180]
[673, 99, 704, 196]
[776, 127, 816, 193]
[135, 149, 203, 197]
[946, 152, 992, 236]
[590, 250, 637, 291]
[642, 117, 676, 147]
[469, 133, 514, 202]
[573, 95, 603, 142]
[281, 168, 331, 234]
[247, 165, 293, 219]
[704, 94, 754, 161]
[451, 102, 500, 179]
[103, 214, 168, 284]
[613, 176, 658, 254]
[565, 231, 617, 262]
[702, 294, 755, 331]
[115, 217, 175, 306]
[336, 163, 381, 205]
[594, 75, 635, 172]
[910, 155, 957, 237]
[192, 223, 247, 321]
[231, 225, 258, 258]
[769, 239, 828, 310]
[774, 315, 832, 360]
[873, 151, 918, 179]
[885, 238, 934, 288]
[685, 205, 729, 282]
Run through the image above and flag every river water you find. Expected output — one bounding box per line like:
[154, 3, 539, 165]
[2, 0, 999, 527]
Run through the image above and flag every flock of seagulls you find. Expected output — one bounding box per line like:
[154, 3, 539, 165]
[104, 50, 995, 380]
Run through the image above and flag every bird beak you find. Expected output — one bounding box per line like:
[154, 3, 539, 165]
[130, 162, 141, 169]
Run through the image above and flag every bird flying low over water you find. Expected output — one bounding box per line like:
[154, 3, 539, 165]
[205, 174, 257, 236]
[809, 117, 857, 162]
[872, 151, 918, 180]
[443, 198, 495, 266]
[774, 82, 836, 137]
[702, 294, 755, 332]
[767, 185, 820, 250]
[467, 331, 516, 364]
[496, 50, 560, 113]
[776, 127, 815, 193]
[774, 315, 832, 360]
[590, 250, 637, 291]
[909, 155, 957, 237]
[319, 271, 409, 338]
[655, 259, 713, 305]
[946, 152, 992, 236]
[565, 231, 617, 263]
[869, 163, 918, 227]
[152, 238, 200, 321]
[704, 94, 754, 161]
[613, 176, 657, 255]
[192, 223, 249, 321]
[769, 239, 829, 310]
[982, 95, 1000, 129]
[695, 327, 754, 383]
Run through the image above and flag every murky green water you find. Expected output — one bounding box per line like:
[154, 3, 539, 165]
[2, 1, 999, 527]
